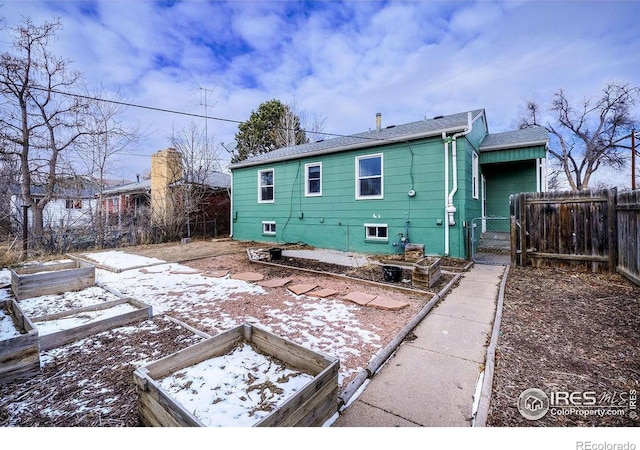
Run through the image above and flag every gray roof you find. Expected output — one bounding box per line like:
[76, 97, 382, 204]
[480, 126, 549, 152]
[202, 171, 231, 189]
[102, 179, 151, 196]
[229, 109, 486, 169]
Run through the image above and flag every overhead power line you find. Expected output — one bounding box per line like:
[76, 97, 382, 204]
[26, 85, 387, 144]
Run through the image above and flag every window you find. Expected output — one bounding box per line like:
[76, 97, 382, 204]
[65, 199, 83, 209]
[305, 163, 322, 196]
[364, 223, 388, 241]
[262, 221, 276, 235]
[258, 169, 274, 203]
[356, 154, 383, 199]
[472, 151, 479, 199]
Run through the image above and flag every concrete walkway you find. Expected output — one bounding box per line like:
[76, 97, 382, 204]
[332, 263, 506, 427]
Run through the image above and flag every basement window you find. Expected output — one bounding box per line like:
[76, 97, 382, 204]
[262, 221, 276, 236]
[364, 223, 388, 241]
[258, 169, 274, 203]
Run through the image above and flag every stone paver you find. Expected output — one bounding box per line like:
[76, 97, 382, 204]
[258, 277, 293, 288]
[230, 272, 264, 282]
[201, 270, 229, 278]
[343, 291, 376, 305]
[308, 288, 338, 298]
[367, 296, 409, 311]
[287, 284, 317, 295]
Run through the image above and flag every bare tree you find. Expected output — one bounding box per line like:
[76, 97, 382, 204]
[519, 82, 639, 191]
[169, 120, 222, 185]
[0, 17, 94, 242]
[78, 88, 141, 246]
[166, 121, 227, 240]
[0, 147, 19, 233]
[276, 97, 327, 147]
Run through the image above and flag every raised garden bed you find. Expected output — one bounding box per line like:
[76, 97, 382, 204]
[412, 256, 442, 289]
[133, 323, 340, 427]
[11, 260, 95, 300]
[0, 299, 40, 385]
[33, 297, 152, 351]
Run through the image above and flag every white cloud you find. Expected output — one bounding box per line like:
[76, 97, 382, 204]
[0, 0, 638, 186]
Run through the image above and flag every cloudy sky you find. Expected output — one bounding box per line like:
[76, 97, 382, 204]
[1, 0, 639, 185]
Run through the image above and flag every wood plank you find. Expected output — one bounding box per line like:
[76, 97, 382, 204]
[251, 327, 335, 374]
[134, 372, 202, 426]
[13, 261, 79, 275]
[529, 252, 610, 262]
[144, 328, 243, 379]
[12, 266, 95, 300]
[38, 302, 151, 351]
[263, 378, 338, 427]
[255, 362, 339, 427]
[31, 298, 128, 322]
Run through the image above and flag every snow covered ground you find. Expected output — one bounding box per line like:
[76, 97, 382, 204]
[34, 303, 138, 335]
[0, 248, 403, 427]
[0, 305, 20, 338]
[158, 342, 315, 426]
[80, 250, 165, 271]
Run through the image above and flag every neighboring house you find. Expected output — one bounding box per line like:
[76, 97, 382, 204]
[228, 109, 549, 259]
[100, 149, 231, 237]
[99, 177, 151, 227]
[9, 176, 100, 231]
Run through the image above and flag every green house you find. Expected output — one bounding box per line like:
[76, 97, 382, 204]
[228, 109, 549, 259]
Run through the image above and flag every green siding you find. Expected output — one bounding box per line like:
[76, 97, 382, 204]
[483, 160, 537, 219]
[231, 112, 539, 259]
[231, 136, 472, 258]
[479, 145, 546, 164]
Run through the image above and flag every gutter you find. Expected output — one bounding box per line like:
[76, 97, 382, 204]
[228, 125, 469, 170]
[479, 139, 549, 152]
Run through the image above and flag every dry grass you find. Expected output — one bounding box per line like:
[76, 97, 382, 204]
[0, 242, 23, 268]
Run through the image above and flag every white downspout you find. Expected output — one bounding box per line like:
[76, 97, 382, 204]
[443, 132, 450, 255]
[445, 111, 475, 255]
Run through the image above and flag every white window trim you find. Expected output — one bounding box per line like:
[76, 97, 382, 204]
[355, 153, 384, 200]
[258, 168, 275, 203]
[262, 221, 276, 235]
[364, 223, 388, 241]
[472, 151, 479, 200]
[304, 162, 322, 197]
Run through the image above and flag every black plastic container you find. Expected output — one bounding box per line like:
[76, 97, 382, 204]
[269, 248, 282, 260]
[382, 265, 403, 282]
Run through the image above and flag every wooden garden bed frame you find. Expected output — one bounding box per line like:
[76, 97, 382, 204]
[11, 260, 95, 300]
[133, 323, 340, 427]
[34, 297, 152, 351]
[0, 299, 41, 385]
[412, 256, 442, 289]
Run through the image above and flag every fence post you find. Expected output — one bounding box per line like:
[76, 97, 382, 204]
[510, 194, 517, 265]
[519, 192, 527, 266]
[607, 188, 618, 274]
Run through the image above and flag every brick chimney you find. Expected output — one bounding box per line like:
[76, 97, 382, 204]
[151, 148, 183, 223]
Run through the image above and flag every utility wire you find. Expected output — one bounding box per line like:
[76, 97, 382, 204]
[26, 85, 390, 144]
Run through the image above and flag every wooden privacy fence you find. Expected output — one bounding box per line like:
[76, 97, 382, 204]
[510, 189, 640, 286]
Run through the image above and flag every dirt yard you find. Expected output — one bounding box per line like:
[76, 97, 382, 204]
[487, 265, 640, 427]
[2, 239, 638, 427]
[0, 239, 443, 426]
